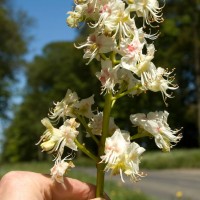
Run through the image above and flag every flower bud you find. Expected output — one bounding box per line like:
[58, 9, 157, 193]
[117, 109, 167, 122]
[40, 140, 55, 151]
[66, 11, 81, 28]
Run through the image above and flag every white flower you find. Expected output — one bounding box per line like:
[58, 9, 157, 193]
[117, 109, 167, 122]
[101, 129, 145, 182]
[88, 112, 118, 136]
[141, 65, 178, 101]
[67, 0, 100, 28]
[88, 112, 104, 136]
[49, 89, 78, 121]
[90, 0, 113, 29]
[117, 68, 141, 96]
[38, 118, 63, 152]
[119, 32, 145, 72]
[74, 95, 94, 118]
[76, 32, 115, 64]
[127, 0, 163, 25]
[59, 118, 80, 151]
[123, 142, 146, 181]
[96, 59, 118, 93]
[101, 129, 129, 163]
[130, 111, 182, 152]
[76, 1, 100, 20]
[120, 43, 155, 76]
[135, 44, 155, 76]
[94, 0, 135, 38]
[118, 30, 145, 56]
[66, 11, 82, 28]
[50, 158, 75, 183]
[38, 118, 80, 157]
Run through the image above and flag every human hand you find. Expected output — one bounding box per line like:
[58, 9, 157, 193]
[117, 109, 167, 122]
[0, 171, 110, 200]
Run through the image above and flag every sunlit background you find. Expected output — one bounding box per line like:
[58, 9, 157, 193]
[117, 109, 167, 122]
[0, 0, 200, 199]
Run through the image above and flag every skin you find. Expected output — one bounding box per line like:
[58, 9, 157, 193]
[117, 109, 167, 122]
[0, 171, 108, 200]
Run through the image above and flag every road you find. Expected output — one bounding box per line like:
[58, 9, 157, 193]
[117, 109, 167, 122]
[78, 167, 200, 200]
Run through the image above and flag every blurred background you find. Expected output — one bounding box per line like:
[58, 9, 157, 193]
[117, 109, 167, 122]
[0, 0, 199, 161]
[0, 0, 200, 199]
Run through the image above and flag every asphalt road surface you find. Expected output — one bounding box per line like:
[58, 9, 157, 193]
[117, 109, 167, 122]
[78, 167, 200, 200]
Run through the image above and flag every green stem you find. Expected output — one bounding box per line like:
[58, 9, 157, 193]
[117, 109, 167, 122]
[75, 139, 98, 162]
[112, 84, 141, 101]
[96, 92, 113, 197]
[100, 53, 108, 60]
[110, 51, 120, 65]
[76, 115, 99, 144]
[131, 132, 150, 140]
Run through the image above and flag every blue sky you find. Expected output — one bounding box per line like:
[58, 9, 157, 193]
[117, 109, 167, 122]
[13, 0, 78, 61]
[8, 1, 79, 110]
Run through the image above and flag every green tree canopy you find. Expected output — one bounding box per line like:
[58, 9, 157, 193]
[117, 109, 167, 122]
[0, 0, 30, 119]
[2, 41, 101, 162]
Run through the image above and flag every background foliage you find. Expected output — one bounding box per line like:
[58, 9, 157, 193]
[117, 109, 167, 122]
[0, 0, 30, 119]
[1, 0, 200, 162]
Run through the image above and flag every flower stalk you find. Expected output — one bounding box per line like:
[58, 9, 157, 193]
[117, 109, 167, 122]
[75, 139, 99, 162]
[37, 0, 182, 198]
[76, 114, 99, 144]
[96, 92, 113, 197]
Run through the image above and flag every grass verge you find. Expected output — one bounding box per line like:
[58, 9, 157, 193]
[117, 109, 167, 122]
[141, 148, 200, 169]
[73, 148, 200, 169]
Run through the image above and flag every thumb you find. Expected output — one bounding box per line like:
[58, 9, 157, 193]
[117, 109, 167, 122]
[51, 177, 96, 200]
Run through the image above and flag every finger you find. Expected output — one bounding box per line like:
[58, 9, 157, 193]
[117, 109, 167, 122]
[51, 177, 111, 200]
[50, 177, 96, 200]
[0, 171, 52, 200]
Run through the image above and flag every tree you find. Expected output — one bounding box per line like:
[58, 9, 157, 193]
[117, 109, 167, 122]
[0, 0, 30, 119]
[154, 0, 200, 147]
[2, 41, 101, 162]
